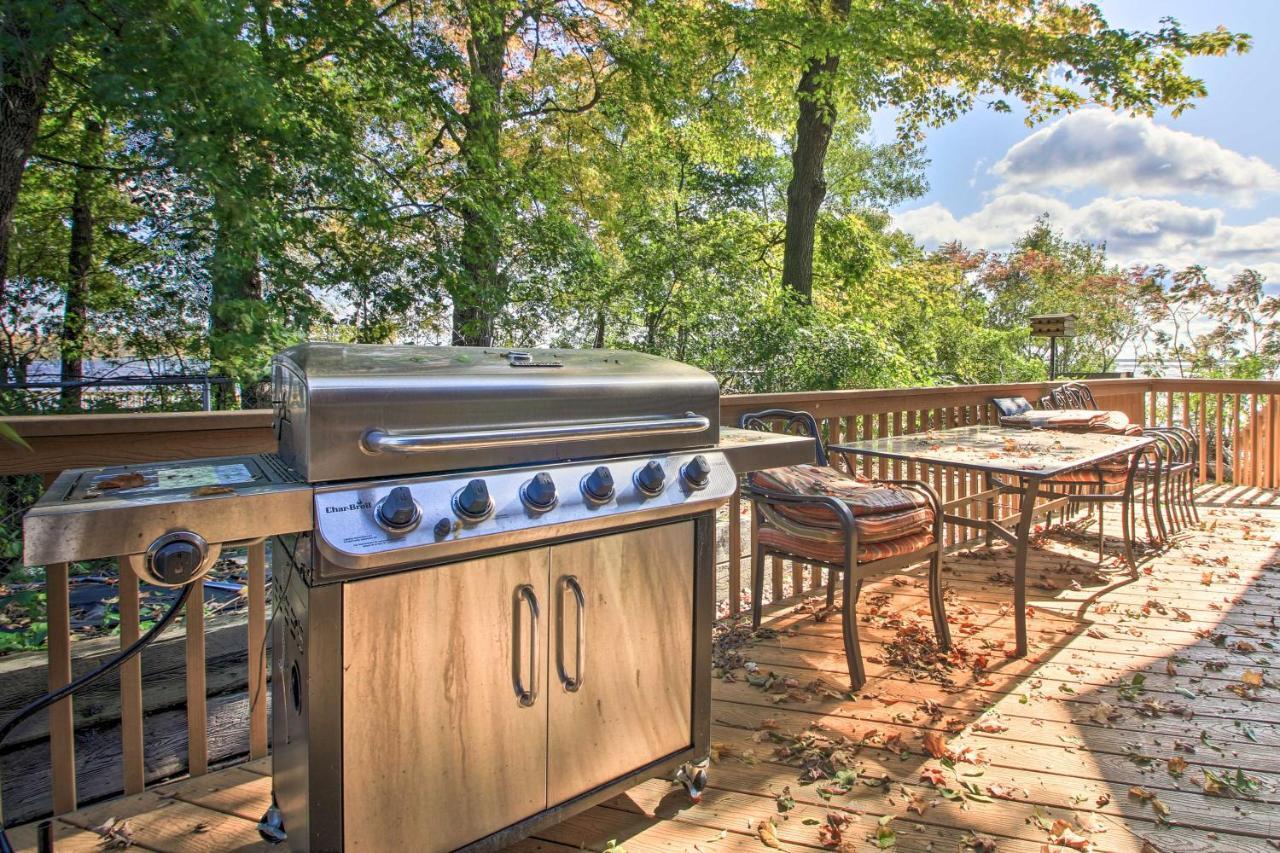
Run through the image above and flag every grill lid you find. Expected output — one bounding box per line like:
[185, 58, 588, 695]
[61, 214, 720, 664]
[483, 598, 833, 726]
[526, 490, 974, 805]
[273, 343, 721, 482]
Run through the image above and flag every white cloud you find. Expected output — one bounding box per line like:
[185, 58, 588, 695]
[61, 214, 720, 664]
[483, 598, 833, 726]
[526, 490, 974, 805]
[893, 193, 1280, 281]
[993, 110, 1280, 203]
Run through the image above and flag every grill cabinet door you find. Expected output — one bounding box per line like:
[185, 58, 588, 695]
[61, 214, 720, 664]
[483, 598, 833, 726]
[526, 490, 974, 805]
[341, 548, 550, 851]
[546, 521, 695, 804]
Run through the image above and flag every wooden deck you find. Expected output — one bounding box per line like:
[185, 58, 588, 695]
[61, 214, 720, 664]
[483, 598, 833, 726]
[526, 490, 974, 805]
[13, 486, 1280, 852]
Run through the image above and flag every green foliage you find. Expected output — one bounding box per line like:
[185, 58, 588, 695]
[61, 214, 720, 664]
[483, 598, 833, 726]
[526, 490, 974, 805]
[0, 0, 1255, 406]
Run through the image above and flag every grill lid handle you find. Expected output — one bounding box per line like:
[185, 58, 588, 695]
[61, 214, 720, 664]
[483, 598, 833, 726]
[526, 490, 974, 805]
[362, 413, 711, 454]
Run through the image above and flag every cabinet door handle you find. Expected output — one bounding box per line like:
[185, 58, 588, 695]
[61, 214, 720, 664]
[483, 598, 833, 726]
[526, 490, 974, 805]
[558, 576, 585, 692]
[514, 584, 539, 707]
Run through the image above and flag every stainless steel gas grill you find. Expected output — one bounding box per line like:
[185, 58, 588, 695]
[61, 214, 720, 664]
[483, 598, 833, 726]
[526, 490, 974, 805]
[23, 343, 813, 853]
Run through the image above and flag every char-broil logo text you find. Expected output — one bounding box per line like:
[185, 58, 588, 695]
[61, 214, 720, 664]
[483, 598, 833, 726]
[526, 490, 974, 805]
[326, 499, 372, 514]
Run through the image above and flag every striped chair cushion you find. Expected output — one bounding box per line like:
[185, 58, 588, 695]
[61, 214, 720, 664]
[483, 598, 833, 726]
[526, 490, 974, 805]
[748, 465, 930, 530]
[758, 527, 936, 565]
[1001, 409, 1142, 436]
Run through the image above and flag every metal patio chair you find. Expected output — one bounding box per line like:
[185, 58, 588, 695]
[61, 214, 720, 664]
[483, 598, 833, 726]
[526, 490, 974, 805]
[1044, 383, 1199, 536]
[994, 394, 1154, 559]
[737, 409, 950, 690]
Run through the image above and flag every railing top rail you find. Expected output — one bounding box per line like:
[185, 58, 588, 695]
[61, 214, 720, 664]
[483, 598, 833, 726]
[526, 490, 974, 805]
[1149, 377, 1280, 392]
[721, 377, 1151, 415]
[2, 410, 272, 438]
[11, 376, 1275, 478]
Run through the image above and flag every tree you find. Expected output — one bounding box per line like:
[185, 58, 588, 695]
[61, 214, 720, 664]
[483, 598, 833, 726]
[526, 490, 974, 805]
[1136, 266, 1279, 378]
[949, 218, 1145, 375]
[733, 1, 1250, 301]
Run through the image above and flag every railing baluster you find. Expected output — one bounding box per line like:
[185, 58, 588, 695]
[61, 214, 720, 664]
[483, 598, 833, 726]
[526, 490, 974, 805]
[891, 412, 903, 481]
[728, 490, 742, 616]
[1198, 394, 1208, 484]
[1233, 394, 1243, 487]
[118, 557, 145, 794]
[860, 415, 873, 478]
[248, 541, 269, 759]
[749, 503, 759, 615]
[46, 561, 77, 814]
[1216, 393, 1225, 483]
[771, 555, 783, 604]
[1252, 394, 1262, 489]
[185, 582, 208, 776]
[1264, 389, 1274, 484]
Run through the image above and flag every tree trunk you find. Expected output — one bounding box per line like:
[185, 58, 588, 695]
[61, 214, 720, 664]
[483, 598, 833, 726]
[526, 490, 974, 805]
[780, 0, 851, 302]
[593, 309, 606, 348]
[209, 192, 264, 409]
[0, 17, 57, 359]
[60, 120, 103, 412]
[451, 4, 507, 347]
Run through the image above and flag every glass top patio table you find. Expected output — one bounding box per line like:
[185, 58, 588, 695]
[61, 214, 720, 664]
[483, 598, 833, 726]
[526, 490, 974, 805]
[827, 424, 1153, 480]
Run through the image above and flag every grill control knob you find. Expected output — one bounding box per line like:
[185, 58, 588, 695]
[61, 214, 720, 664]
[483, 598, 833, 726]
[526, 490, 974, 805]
[454, 478, 492, 520]
[681, 455, 712, 490]
[634, 460, 666, 496]
[376, 486, 421, 533]
[522, 472, 558, 511]
[582, 466, 615, 503]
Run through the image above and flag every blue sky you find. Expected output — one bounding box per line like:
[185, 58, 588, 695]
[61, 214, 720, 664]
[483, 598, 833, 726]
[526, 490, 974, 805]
[880, 1, 1280, 286]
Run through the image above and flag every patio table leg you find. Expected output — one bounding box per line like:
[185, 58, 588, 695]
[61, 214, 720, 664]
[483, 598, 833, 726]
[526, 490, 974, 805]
[1012, 478, 1040, 657]
[1122, 450, 1141, 569]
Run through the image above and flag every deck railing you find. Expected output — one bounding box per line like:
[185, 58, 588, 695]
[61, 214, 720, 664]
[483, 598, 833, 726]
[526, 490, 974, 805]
[1, 376, 1277, 826]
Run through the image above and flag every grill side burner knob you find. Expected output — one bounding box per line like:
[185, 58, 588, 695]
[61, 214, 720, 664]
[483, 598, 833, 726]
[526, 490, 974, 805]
[522, 472, 558, 511]
[376, 486, 421, 533]
[681, 454, 712, 489]
[152, 540, 205, 585]
[582, 466, 615, 503]
[634, 460, 666, 496]
[455, 478, 492, 520]
[141, 531, 215, 587]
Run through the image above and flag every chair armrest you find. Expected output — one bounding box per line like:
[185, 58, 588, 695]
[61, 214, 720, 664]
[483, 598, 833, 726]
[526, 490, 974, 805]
[873, 478, 943, 516]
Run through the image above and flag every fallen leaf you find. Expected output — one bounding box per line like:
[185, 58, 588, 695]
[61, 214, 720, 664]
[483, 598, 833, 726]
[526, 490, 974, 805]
[97, 472, 147, 490]
[874, 814, 895, 849]
[922, 731, 948, 758]
[191, 485, 234, 496]
[1049, 818, 1091, 850]
[1167, 756, 1188, 776]
[965, 833, 998, 852]
[920, 766, 947, 786]
[757, 817, 782, 849]
[818, 812, 853, 848]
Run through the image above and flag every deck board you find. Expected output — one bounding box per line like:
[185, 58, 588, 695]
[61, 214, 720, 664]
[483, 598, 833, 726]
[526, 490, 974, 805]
[14, 487, 1280, 852]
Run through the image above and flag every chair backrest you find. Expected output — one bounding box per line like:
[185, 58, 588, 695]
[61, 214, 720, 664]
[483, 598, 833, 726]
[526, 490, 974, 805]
[737, 408, 828, 466]
[991, 396, 1033, 417]
[1049, 382, 1097, 410]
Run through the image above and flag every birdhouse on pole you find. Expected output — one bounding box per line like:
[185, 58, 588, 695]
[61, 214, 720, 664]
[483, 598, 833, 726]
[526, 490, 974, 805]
[1029, 314, 1077, 379]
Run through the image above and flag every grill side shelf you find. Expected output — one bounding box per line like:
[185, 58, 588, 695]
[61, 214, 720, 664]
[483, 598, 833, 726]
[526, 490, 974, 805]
[22, 453, 313, 566]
